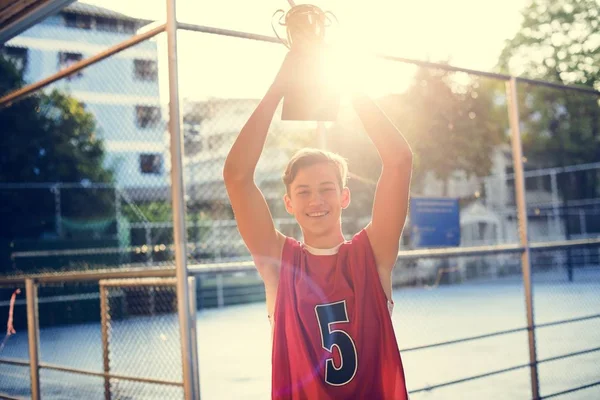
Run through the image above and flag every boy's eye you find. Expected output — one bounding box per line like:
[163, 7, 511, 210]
[298, 191, 309, 195]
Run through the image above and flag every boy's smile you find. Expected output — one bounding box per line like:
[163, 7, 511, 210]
[306, 211, 329, 218]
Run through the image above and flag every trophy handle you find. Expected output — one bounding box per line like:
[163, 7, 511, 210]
[271, 9, 291, 49]
[323, 11, 338, 27]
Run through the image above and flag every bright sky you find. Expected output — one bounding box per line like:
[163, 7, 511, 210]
[80, 0, 529, 101]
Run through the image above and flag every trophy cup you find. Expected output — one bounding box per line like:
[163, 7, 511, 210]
[272, 3, 340, 121]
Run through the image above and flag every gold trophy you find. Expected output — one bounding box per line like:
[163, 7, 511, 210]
[272, 2, 340, 121]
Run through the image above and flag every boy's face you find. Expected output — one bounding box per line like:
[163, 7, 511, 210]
[283, 162, 350, 237]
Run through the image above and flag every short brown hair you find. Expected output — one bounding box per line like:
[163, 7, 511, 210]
[282, 148, 348, 193]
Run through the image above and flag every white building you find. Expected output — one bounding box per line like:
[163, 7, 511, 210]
[3, 3, 165, 191]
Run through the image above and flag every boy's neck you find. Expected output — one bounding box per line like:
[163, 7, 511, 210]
[302, 230, 346, 250]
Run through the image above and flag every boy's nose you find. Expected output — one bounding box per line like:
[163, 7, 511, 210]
[308, 193, 324, 205]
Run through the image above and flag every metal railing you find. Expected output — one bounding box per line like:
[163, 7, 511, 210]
[0, 275, 197, 400]
[2, 237, 600, 399]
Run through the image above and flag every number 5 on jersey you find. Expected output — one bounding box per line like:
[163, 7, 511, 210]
[315, 300, 358, 386]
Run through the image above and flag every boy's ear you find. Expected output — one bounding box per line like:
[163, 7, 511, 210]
[341, 187, 351, 209]
[283, 193, 294, 214]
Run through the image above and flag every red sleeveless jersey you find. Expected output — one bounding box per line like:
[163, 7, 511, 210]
[271, 229, 409, 399]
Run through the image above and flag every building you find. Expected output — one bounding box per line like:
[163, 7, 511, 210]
[2, 3, 165, 191]
[183, 97, 302, 205]
[183, 98, 263, 203]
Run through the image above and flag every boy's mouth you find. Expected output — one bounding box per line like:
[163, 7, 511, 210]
[306, 211, 329, 218]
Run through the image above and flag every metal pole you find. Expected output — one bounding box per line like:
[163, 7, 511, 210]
[174, 20, 600, 96]
[99, 284, 111, 400]
[579, 209, 589, 267]
[188, 277, 201, 399]
[506, 77, 540, 399]
[115, 188, 122, 247]
[54, 184, 62, 238]
[165, 0, 195, 398]
[579, 209, 587, 237]
[0, 0, 75, 44]
[216, 273, 224, 309]
[25, 279, 40, 400]
[550, 171, 560, 239]
[145, 225, 153, 265]
[0, 24, 167, 108]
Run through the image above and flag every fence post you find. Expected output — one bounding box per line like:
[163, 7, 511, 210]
[115, 187, 122, 247]
[550, 171, 561, 238]
[25, 279, 40, 400]
[99, 283, 111, 400]
[165, 0, 196, 398]
[145, 225, 153, 265]
[53, 184, 62, 238]
[188, 277, 201, 399]
[216, 273, 224, 309]
[506, 77, 540, 399]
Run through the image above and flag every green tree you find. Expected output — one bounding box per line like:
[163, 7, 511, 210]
[499, 0, 599, 87]
[0, 56, 114, 241]
[387, 68, 505, 195]
[498, 0, 600, 198]
[338, 68, 504, 195]
[325, 68, 505, 226]
[498, 0, 600, 282]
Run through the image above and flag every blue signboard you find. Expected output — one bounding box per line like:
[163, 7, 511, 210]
[409, 197, 460, 248]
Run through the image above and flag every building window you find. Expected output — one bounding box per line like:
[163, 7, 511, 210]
[0, 46, 28, 75]
[136, 106, 161, 129]
[64, 14, 76, 27]
[121, 21, 137, 34]
[134, 59, 158, 82]
[64, 13, 92, 30]
[58, 52, 83, 80]
[140, 154, 163, 175]
[96, 17, 118, 32]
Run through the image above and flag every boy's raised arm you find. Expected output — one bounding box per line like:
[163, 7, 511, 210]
[223, 55, 294, 270]
[353, 93, 413, 272]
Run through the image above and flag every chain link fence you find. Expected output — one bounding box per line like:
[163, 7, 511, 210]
[521, 82, 600, 400]
[1, 0, 173, 276]
[397, 255, 531, 399]
[100, 278, 183, 399]
[0, 277, 187, 399]
[1, 2, 187, 398]
[0, 287, 30, 398]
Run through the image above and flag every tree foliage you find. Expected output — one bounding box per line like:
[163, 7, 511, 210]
[0, 56, 114, 240]
[499, 0, 599, 87]
[330, 67, 504, 199]
[384, 68, 505, 193]
[323, 66, 506, 225]
[498, 0, 600, 199]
